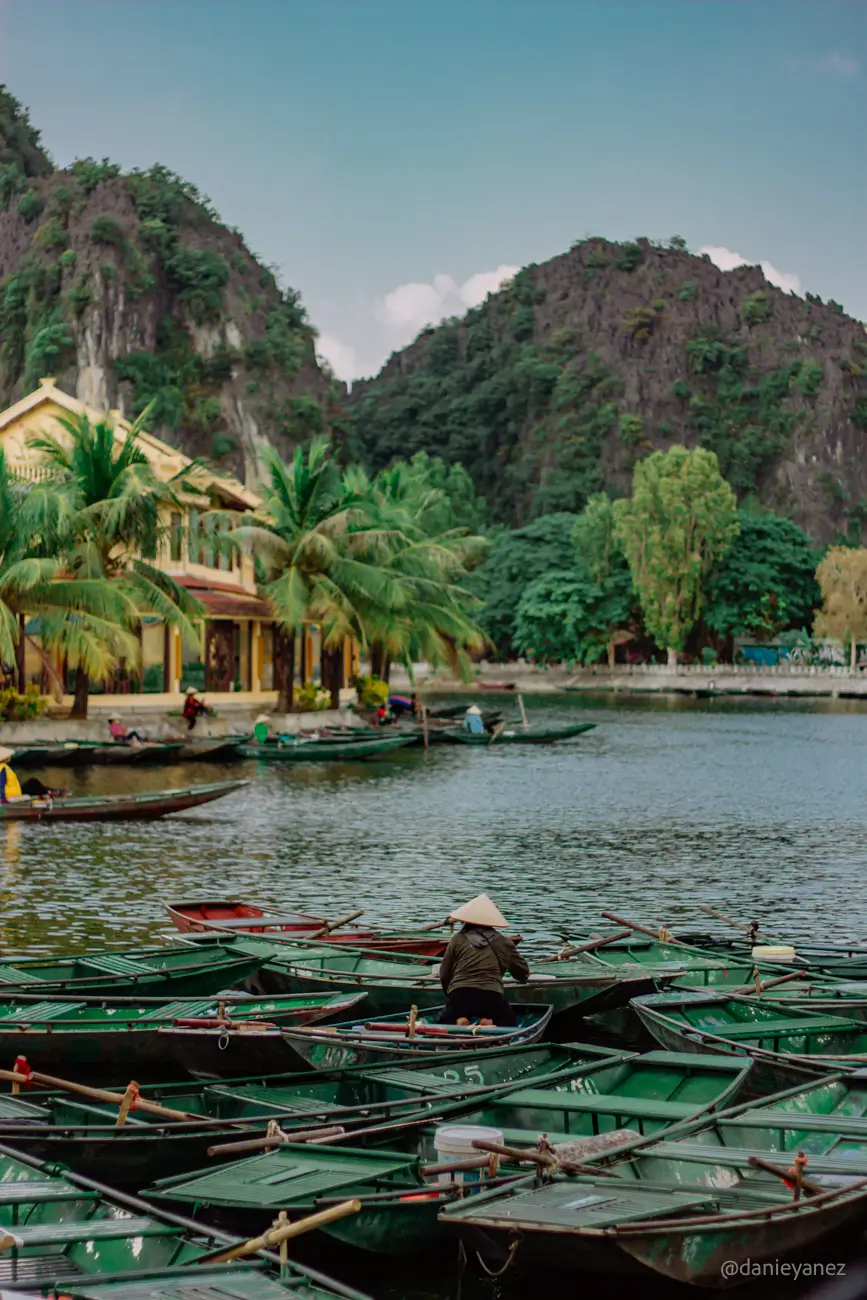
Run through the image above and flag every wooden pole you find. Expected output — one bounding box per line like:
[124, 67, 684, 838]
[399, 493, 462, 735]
[537, 929, 633, 963]
[422, 704, 430, 754]
[207, 1124, 345, 1157]
[308, 910, 365, 939]
[0, 1064, 198, 1123]
[517, 694, 528, 728]
[600, 911, 692, 947]
[487, 722, 507, 747]
[202, 1200, 362, 1265]
[747, 1153, 819, 1198]
[408, 1004, 418, 1041]
[734, 968, 809, 997]
[699, 904, 768, 942]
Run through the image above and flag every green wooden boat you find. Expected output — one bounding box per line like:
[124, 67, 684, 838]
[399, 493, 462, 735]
[0, 780, 248, 822]
[0, 1138, 368, 1299]
[0, 939, 270, 998]
[440, 1116, 867, 1286]
[678, 928, 867, 980]
[237, 735, 414, 761]
[12, 741, 187, 767]
[144, 1052, 753, 1261]
[633, 990, 867, 1092]
[226, 936, 678, 1024]
[568, 932, 814, 987]
[0, 990, 366, 1080]
[161, 1003, 555, 1078]
[441, 722, 596, 745]
[0, 1042, 624, 1186]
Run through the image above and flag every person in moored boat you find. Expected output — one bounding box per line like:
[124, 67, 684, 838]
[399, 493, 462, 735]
[0, 747, 23, 804]
[108, 714, 145, 745]
[438, 894, 529, 1026]
[463, 704, 485, 734]
[252, 713, 272, 744]
[182, 687, 209, 732]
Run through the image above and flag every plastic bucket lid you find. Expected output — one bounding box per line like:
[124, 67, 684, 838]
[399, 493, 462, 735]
[434, 1124, 503, 1157]
[752, 945, 797, 961]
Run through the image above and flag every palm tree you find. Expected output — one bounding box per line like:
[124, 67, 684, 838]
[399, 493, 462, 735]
[28, 411, 202, 716]
[0, 451, 137, 699]
[230, 440, 397, 710]
[361, 461, 487, 683]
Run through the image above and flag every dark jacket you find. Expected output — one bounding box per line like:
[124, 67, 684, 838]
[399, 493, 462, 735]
[439, 925, 530, 996]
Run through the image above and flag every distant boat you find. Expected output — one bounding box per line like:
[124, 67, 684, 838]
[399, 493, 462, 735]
[0, 779, 247, 822]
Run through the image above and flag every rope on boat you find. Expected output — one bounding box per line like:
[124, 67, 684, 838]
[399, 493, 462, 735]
[475, 1236, 521, 1276]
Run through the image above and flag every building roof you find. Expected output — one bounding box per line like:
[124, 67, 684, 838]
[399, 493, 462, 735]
[0, 378, 260, 511]
[174, 575, 273, 620]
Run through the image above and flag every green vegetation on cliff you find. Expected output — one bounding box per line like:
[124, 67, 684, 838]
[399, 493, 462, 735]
[347, 238, 867, 546]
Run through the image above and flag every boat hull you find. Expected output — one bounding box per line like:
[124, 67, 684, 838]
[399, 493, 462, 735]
[238, 735, 414, 761]
[442, 723, 596, 745]
[0, 779, 247, 822]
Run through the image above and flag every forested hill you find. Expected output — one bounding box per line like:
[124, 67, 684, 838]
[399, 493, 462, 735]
[0, 88, 334, 485]
[345, 238, 867, 543]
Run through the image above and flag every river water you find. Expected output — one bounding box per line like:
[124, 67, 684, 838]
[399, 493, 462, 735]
[2, 692, 865, 1296]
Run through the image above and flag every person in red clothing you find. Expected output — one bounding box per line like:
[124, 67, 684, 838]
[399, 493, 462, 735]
[182, 687, 209, 731]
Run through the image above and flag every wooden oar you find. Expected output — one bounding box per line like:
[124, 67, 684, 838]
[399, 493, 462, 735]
[487, 722, 507, 747]
[470, 1138, 619, 1178]
[747, 1154, 821, 1198]
[207, 1124, 345, 1157]
[537, 930, 633, 963]
[733, 969, 810, 996]
[699, 904, 769, 942]
[305, 910, 366, 940]
[202, 1200, 361, 1264]
[600, 912, 694, 948]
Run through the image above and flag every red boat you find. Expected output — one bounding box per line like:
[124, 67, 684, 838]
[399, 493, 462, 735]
[478, 680, 516, 690]
[163, 899, 448, 957]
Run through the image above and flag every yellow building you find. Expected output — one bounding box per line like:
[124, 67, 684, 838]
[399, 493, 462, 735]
[0, 378, 355, 703]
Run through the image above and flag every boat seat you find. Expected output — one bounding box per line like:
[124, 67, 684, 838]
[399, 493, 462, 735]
[644, 1141, 867, 1175]
[0, 966, 41, 985]
[193, 916, 312, 930]
[365, 1068, 487, 1093]
[0, 1096, 46, 1118]
[204, 1086, 329, 1115]
[77, 955, 156, 975]
[74, 1270, 310, 1299]
[0, 1000, 85, 1023]
[2, 1215, 175, 1246]
[0, 1181, 98, 1204]
[137, 999, 217, 1023]
[490, 1091, 701, 1121]
[697, 1017, 851, 1040]
[719, 1111, 867, 1136]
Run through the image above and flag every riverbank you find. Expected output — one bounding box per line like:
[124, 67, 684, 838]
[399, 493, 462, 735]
[402, 663, 867, 699]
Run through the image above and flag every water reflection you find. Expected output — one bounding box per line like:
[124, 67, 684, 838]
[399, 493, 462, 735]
[0, 692, 864, 955]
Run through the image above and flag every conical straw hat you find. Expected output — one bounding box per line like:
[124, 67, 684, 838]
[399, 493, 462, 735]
[465, 704, 482, 715]
[0, 747, 13, 762]
[449, 894, 508, 928]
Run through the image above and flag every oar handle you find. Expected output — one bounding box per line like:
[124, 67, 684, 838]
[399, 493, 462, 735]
[747, 1154, 821, 1196]
[537, 929, 632, 962]
[203, 1199, 362, 1263]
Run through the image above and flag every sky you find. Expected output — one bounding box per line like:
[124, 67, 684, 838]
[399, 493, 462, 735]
[0, 0, 864, 382]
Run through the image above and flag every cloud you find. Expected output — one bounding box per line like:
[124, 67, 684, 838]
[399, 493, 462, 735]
[700, 245, 803, 296]
[316, 333, 357, 381]
[818, 51, 860, 78]
[375, 265, 519, 336]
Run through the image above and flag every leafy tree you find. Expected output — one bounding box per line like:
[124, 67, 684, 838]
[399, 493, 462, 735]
[0, 450, 138, 697]
[705, 510, 820, 643]
[392, 452, 486, 535]
[613, 446, 738, 665]
[28, 411, 201, 715]
[475, 513, 581, 656]
[814, 547, 867, 670]
[231, 440, 394, 710]
[572, 493, 635, 665]
[515, 569, 632, 665]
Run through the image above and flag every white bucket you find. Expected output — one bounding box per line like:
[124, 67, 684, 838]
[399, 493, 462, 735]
[434, 1124, 503, 1186]
[752, 945, 797, 963]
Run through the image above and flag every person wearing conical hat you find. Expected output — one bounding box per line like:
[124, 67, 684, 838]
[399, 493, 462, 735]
[252, 713, 272, 745]
[0, 747, 22, 804]
[182, 686, 208, 732]
[437, 894, 529, 1027]
[463, 704, 485, 735]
